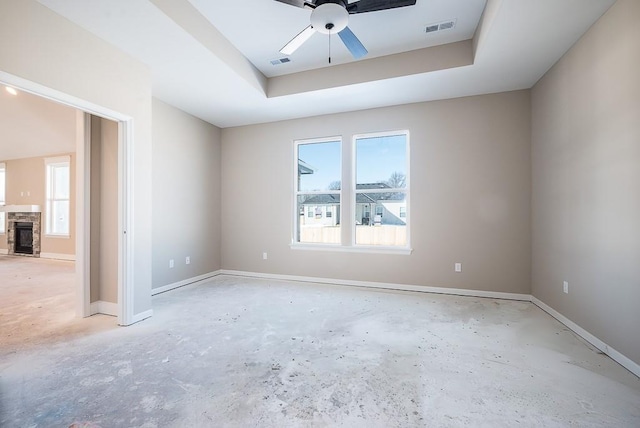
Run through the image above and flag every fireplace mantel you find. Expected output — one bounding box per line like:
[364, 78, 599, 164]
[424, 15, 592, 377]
[0, 205, 41, 213]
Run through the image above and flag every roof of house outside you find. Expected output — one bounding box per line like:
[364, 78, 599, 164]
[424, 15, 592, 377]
[301, 184, 405, 205]
[298, 159, 316, 175]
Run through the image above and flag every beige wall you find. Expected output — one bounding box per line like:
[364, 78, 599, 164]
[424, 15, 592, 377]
[0, 153, 76, 256]
[1, 0, 153, 316]
[532, 0, 640, 365]
[152, 98, 222, 290]
[221, 90, 531, 294]
[90, 116, 119, 304]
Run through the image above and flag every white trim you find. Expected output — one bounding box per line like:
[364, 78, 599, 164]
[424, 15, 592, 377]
[90, 300, 118, 317]
[290, 243, 413, 255]
[118, 119, 136, 326]
[0, 248, 8, 255]
[40, 252, 75, 261]
[44, 155, 71, 238]
[215, 270, 639, 378]
[352, 130, 410, 248]
[77, 112, 91, 318]
[130, 309, 153, 324]
[531, 297, 640, 378]
[219, 269, 530, 301]
[293, 136, 343, 245]
[44, 155, 71, 165]
[151, 270, 222, 296]
[0, 162, 5, 236]
[0, 72, 132, 121]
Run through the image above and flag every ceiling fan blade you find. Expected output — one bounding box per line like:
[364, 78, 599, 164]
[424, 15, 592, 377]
[347, 0, 416, 14]
[280, 25, 316, 55]
[273, 0, 316, 10]
[338, 26, 368, 59]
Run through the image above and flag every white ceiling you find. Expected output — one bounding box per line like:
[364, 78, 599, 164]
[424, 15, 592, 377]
[34, 0, 616, 128]
[191, 0, 486, 77]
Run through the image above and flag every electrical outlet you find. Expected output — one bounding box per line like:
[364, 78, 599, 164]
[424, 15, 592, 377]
[563, 281, 569, 294]
[262, 252, 268, 260]
[185, 256, 190, 265]
[455, 263, 462, 273]
[169, 259, 174, 269]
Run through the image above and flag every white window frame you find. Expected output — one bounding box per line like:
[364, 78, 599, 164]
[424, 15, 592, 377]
[352, 130, 410, 252]
[293, 136, 342, 246]
[45, 155, 71, 237]
[291, 131, 411, 255]
[0, 162, 5, 234]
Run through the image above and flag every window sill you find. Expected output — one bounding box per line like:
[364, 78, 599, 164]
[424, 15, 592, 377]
[45, 234, 70, 239]
[290, 243, 412, 255]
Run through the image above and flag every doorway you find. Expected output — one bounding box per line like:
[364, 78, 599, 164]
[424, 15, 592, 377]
[0, 71, 135, 326]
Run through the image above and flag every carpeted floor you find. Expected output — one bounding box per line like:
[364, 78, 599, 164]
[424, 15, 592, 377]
[1, 256, 639, 427]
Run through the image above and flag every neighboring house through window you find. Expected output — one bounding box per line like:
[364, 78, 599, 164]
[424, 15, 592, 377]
[0, 162, 5, 234]
[354, 131, 409, 247]
[295, 138, 342, 244]
[45, 156, 70, 236]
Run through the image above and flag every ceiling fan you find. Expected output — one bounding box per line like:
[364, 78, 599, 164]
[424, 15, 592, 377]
[276, 0, 417, 60]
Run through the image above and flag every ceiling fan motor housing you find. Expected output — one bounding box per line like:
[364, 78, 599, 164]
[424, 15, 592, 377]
[311, 2, 349, 34]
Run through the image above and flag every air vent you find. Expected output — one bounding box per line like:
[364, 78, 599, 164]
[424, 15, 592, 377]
[270, 57, 292, 66]
[425, 19, 457, 34]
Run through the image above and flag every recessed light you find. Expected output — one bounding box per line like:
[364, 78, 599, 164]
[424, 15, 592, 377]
[5, 86, 18, 96]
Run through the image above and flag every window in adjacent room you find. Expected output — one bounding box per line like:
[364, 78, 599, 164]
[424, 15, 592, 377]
[45, 156, 71, 237]
[354, 131, 409, 247]
[0, 162, 5, 234]
[295, 138, 341, 244]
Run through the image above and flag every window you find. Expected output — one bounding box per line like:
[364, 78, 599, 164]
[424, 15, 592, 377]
[295, 138, 341, 244]
[355, 132, 409, 247]
[293, 131, 409, 251]
[0, 163, 5, 234]
[45, 156, 70, 236]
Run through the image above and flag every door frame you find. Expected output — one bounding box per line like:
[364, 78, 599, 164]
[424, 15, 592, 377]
[0, 71, 135, 326]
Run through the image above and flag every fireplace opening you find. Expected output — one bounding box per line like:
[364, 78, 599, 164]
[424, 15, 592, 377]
[14, 222, 34, 255]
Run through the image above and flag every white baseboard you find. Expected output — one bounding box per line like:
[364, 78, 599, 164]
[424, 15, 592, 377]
[129, 309, 153, 325]
[90, 300, 118, 317]
[0, 248, 8, 255]
[217, 269, 638, 378]
[219, 269, 531, 302]
[151, 270, 222, 296]
[531, 296, 640, 378]
[40, 252, 75, 261]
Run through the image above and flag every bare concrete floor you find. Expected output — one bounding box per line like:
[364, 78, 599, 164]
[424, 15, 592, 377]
[1, 268, 639, 427]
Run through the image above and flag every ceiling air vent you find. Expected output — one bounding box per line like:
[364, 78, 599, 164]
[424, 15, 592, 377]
[270, 57, 292, 66]
[425, 19, 457, 34]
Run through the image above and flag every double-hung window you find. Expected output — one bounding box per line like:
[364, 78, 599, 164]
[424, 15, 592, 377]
[295, 138, 342, 244]
[354, 131, 409, 247]
[45, 156, 71, 237]
[293, 131, 409, 251]
[0, 162, 5, 234]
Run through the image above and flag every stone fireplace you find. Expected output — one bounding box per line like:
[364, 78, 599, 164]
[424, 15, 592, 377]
[7, 210, 42, 258]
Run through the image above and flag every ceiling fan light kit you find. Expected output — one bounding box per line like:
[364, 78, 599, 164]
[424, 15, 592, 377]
[310, 3, 349, 34]
[276, 0, 417, 60]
